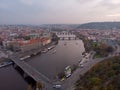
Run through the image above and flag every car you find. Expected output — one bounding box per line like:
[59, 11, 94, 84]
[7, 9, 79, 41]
[66, 73, 71, 78]
[80, 64, 84, 68]
[53, 84, 61, 88]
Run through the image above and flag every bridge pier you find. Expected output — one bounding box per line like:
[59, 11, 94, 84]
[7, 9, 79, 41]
[13, 63, 24, 75]
[58, 37, 78, 40]
[23, 73, 28, 78]
[10, 55, 50, 90]
[13, 63, 17, 68]
[12, 64, 37, 89]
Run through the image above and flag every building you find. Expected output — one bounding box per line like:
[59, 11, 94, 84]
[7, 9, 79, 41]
[2, 37, 51, 52]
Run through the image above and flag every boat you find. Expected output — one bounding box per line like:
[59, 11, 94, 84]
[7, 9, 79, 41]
[48, 46, 55, 50]
[41, 49, 48, 53]
[20, 55, 31, 61]
[0, 61, 13, 68]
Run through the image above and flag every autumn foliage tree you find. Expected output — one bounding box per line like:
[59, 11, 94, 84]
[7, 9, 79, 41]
[75, 56, 120, 90]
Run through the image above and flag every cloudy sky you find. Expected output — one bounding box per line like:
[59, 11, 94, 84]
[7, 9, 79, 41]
[0, 0, 120, 24]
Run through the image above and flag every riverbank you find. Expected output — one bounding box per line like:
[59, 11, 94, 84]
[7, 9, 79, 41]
[0, 58, 13, 68]
[26, 40, 85, 80]
[77, 34, 115, 58]
[0, 61, 13, 68]
[0, 39, 85, 90]
[19, 41, 57, 61]
[0, 41, 57, 68]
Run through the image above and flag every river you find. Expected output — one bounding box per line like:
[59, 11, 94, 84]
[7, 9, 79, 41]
[0, 40, 85, 90]
[0, 65, 27, 90]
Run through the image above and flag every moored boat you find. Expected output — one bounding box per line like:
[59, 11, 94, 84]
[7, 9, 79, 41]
[0, 61, 13, 68]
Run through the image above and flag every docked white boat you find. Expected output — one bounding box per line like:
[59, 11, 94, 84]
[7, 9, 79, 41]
[48, 46, 55, 50]
[41, 49, 48, 53]
[20, 55, 31, 61]
[0, 61, 13, 68]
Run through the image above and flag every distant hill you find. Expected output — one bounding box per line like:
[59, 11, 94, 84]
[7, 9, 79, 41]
[77, 22, 120, 30]
[75, 56, 120, 90]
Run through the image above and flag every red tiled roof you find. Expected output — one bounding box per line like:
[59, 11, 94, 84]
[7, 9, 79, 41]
[18, 37, 50, 46]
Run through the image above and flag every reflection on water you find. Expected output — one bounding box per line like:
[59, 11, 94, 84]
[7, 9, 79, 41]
[0, 40, 85, 90]
[0, 66, 27, 90]
[27, 40, 85, 80]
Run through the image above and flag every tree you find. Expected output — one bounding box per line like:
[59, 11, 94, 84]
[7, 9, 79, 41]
[24, 36, 31, 40]
[108, 84, 114, 90]
[89, 77, 102, 86]
[57, 72, 65, 79]
[36, 82, 43, 90]
[27, 85, 33, 90]
[93, 85, 99, 90]
[51, 33, 59, 41]
[75, 56, 120, 90]
[106, 46, 114, 53]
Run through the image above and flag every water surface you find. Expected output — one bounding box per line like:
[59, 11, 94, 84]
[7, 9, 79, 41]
[27, 40, 85, 80]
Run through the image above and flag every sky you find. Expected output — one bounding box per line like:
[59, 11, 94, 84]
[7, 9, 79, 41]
[0, 0, 120, 24]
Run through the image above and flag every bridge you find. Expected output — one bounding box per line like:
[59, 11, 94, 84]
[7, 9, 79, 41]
[55, 31, 78, 40]
[9, 54, 52, 90]
[58, 37, 78, 40]
[8, 43, 57, 89]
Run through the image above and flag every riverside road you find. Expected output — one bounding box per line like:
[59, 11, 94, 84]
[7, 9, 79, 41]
[61, 44, 120, 90]
[1, 40, 120, 90]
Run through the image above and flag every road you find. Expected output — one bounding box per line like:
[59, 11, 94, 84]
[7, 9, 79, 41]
[115, 44, 120, 55]
[1, 42, 120, 90]
[10, 47, 119, 90]
[61, 55, 118, 90]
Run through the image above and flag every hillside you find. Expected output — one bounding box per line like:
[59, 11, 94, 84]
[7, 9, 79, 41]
[77, 22, 120, 30]
[75, 56, 120, 90]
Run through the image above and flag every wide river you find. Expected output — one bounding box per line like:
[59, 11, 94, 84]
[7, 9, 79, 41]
[0, 40, 85, 90]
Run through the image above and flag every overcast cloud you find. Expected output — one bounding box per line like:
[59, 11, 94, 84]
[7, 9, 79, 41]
[0, 0, 120, 24]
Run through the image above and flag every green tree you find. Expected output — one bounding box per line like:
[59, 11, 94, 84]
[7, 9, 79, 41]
[89, 77, 102, 86]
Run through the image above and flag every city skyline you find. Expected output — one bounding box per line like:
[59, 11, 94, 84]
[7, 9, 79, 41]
[1, 0, 120, 24]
